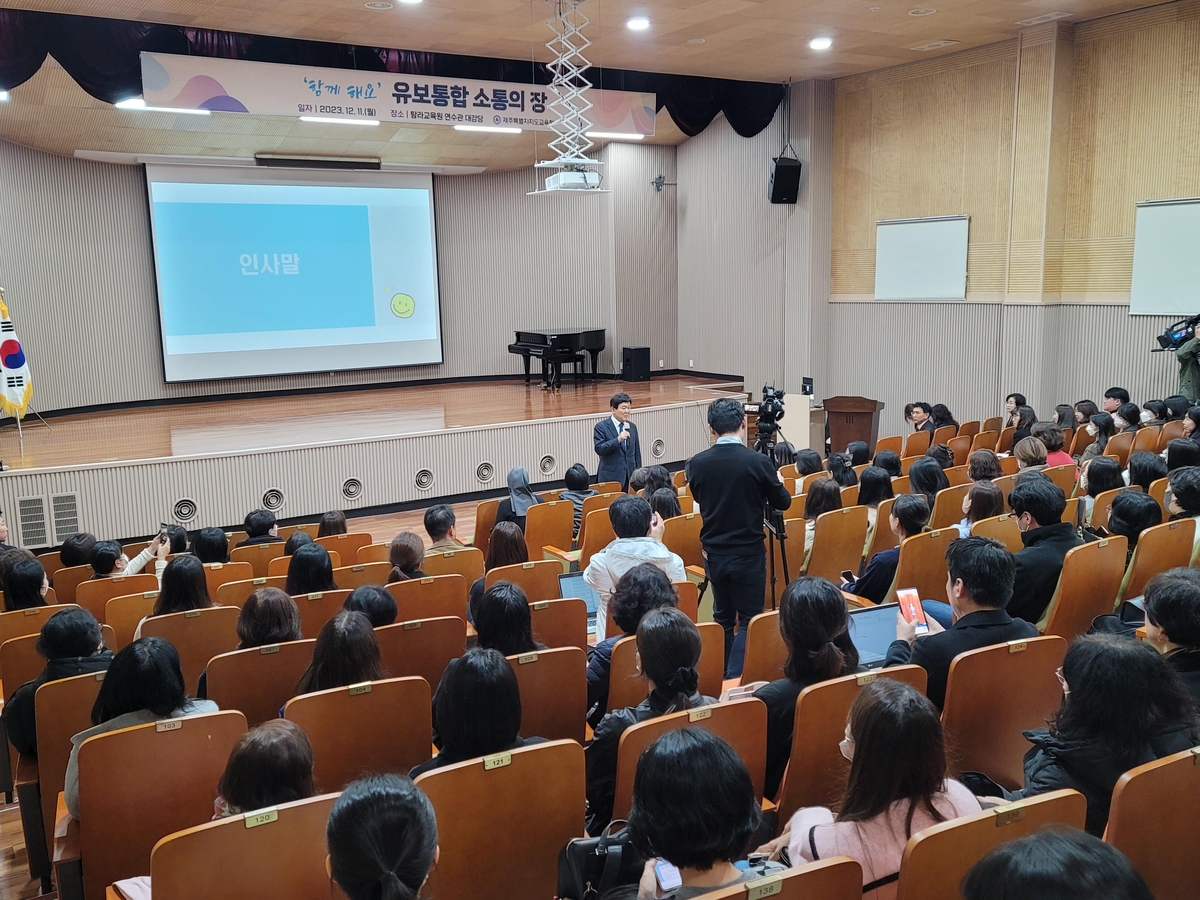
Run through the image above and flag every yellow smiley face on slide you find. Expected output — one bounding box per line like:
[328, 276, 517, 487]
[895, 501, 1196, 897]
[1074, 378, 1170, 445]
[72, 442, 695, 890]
[390, 293, 415, 318]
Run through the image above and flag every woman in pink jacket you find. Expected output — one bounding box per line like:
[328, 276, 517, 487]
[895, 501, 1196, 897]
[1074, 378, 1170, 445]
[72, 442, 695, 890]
[762, 679, 981, 899]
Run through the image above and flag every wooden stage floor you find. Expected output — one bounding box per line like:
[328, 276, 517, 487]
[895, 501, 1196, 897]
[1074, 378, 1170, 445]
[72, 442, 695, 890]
[0, 376, 736, 471]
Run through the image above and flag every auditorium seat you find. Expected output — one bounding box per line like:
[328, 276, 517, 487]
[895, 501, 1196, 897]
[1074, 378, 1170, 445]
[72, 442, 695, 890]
[140, 606, 241, 695]
[1149, 476, 1169, 509]
[839, 484, 858, 506]
[970, 514, 1023, 553]
[229, 542, 286, 578]
[875, 435, 902, 456]
[992, 473, 1018, 508]
[472, 498, 501, 558]
[701, 858, 863, 900]
[982, 416, 1003, 435]
[606, 636, 644, 713]
[375, 616, 466, 689]
[969, 430, 999, 454]
[891, 475, 911, 493]
[47, 566, 93, 606]
[697, 621, 725, 698]
[805, 506, 869, 582]
[930, 484, 971, 530]
[1062, 496, 1079, 527]
[957, 421, 981, 438]
[506, 646, 586, 743]
[1157, 420, 1185, 452]
[1107, 746, 1200, 900]
[672, 470, 688, 488]
[292, 590, 353, 639]
[774, 667, 927, 822]
[945, 462, 970, 484]
[1117, 518, 1195, 603]
[739, 610, 787, 685]
[315, 532, 373, 558]
[996, 426, 1016, 454]
[149, 793, 337, 900]
[611, 698, 767, 820]
[932, 424, 957, 445]
[662, 511, 704, 569]
[76, 574, 158, 623]
[104, 592, 158, 649]
[1, 634, 46, 705]
[484, 560, 561, 602]
[225, 530, 250, 547]
[54, 710, 248, 900]
[1132, 425, 1161, 455]
[214, 575, 288, 607]
[1104, 431, 1135, 468]
[886, 528, 958, 606]
[0, 604, 78, 663]
[1045, 463, 1078, 498]
[523, 500, 573, 559]
[865, 497, 898, 564]
[414, 740, 584, 900]
[267, 549, 340, 576]
[35, 551, 62, 581]
[894, 789, 1087, 900]
[1069, 426, 1096, 456]
[205, 639, 316, 727]
[674, 580, 700, 622]
[356, 542, 390, 563]
[528, 597, 587, 650]
[941, 635, 1067, 789]
[1041, 536, 1128, 639]
[277, 523, 318, 541]
[902, 431, 931, 458]
[203, 562, 254, 600]
[593, 481, 624, 495]
[386, 575, 469, 622]
[1090, 486, 1136, 529]
[422, 546, 485, 582]
[284, 676, 432, 792]
[801, 471, 830, 493]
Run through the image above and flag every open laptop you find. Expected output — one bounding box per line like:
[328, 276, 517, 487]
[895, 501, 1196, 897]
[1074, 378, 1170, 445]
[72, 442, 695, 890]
[847, 603, 903, 668]
[558, 571, 601, 635]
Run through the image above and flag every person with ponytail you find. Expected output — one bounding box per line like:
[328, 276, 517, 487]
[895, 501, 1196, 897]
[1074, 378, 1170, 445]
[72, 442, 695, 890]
[385, 532, 428, 584]
[754, 577, 860, 799]
[585, 607, 715, 834]
[326, 774, 439, 900]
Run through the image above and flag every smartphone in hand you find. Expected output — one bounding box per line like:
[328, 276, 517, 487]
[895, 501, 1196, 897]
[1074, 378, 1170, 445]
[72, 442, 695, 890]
[158, 522, 170, 543]
[896, 588, 930, 635]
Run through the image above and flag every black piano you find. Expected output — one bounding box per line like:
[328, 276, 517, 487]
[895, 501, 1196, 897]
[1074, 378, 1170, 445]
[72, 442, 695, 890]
[508, 328, 605, 389]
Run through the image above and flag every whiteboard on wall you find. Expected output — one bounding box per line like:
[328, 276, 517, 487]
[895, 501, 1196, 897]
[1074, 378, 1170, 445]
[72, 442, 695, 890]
[1130, 198, 1200, 316]
[874, 215, 970, 300]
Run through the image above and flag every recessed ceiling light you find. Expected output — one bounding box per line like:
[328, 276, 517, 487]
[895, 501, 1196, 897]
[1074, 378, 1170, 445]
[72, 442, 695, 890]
[1015, 11, 1071, 25]
[908, 8, 937, 15]
[910, 39, 959, 51]
[687, 37, 706, 44]
[626, 16, 650, 31]
[586, 132, 645, 140]
[114, 97, 210, 115]
[0, 91, 9, 102]
[398, 0, 422, 4]
[364, 1, 393, 7]
[454, 124, 523, 134]
[299, 115, 380, 126]
[809, 37, 833, 50]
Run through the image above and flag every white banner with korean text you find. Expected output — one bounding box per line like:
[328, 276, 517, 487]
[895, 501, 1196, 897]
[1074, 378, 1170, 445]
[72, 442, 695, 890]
[140, 52, 656, 135]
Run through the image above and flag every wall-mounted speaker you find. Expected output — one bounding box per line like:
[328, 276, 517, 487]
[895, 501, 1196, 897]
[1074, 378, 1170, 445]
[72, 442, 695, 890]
[769, 156, 802, 204]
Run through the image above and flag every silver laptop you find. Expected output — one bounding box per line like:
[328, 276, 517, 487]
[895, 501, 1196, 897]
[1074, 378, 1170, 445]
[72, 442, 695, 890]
[558, 572, 601, 634]
[848, 603, 902, 668]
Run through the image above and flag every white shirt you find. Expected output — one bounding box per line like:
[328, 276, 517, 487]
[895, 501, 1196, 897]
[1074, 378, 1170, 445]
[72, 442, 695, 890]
[583, 537, 686, 634]
[611, 415, 626, 435]
[715, 435, 744, 445]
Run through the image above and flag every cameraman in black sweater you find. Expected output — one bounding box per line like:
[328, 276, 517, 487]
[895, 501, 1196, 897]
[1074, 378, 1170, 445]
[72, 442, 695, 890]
[685, 398, 793, 677]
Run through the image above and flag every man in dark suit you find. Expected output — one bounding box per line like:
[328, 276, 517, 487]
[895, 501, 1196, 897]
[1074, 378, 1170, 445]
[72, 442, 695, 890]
[235, 508, 284, 548]
[1008, 477, 1082, 625]
[885, 535, 1039, 710]
[911, 401, 936, 434]
[593, 392, 641, 490]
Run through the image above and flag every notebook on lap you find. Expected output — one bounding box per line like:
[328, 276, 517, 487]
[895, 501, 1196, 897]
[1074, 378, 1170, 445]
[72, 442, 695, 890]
[558, 571, 600, 634]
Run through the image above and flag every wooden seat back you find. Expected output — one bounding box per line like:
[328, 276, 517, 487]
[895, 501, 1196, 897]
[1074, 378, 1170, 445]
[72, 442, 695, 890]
[806, 506, 870, 581]
[775, 667, 928, 822]
[875, 435, 902, 456]
[202, 562, 254, 599]
[930, 483, 971, 531]
[902, 431, 931, 458]
[612, 698, 767, 820]
[671, 470, 688, 488]
[214, 576, 288, 608]
[332, 562, 392, 591]
[991, 473, 1018, 508]
[1107, 746, 1200, 900]
[315, 532, 373, 558]
[268, 549, 341, 576]
[386, 575, 469, 622]
[140, 605, 241, 695]
[697, 621, 725, 698]
[205, 639, 316, 727]
[1062, 496, 1080, 527]
[104, 592, 158, 649]
[865, 497, 898, 563]
[996, 426, 1016, 454]
[484, 560, 561, 602]
[284, 676, 432, 791]
[674, 581, 699, 622]
[76, 574, 159, 623]
[506, 646, 586, 743]
[970, 513, 1023, 553]
[957, 421, 981, 438]
[577, 508, 616, 569]
[801, 471, 831, 493]
[292, 589, 354, 639]
[662, 512, 703, 568]
[1069, 425, 1096, 456]
[422, 546, 485, 582]
[998, 454, 1018, 475]
[357, 542, 390, 563]
[0, 604, 78, 670]
[1149, 475, 1169, 509]
[229, 542, 286, 578]
[591, 481, 622, 495]
[1041, 536, 1128, 638]
[1045, 463, 1078, 497]
[739, 610, 787, 685]
[839, 484, 858, 506]
[150, 793, 337, 900]
[701, 858, 863, 900]
[75, 710, 248, 900]
[1157, 419, 1186, 451]
[932, 424, 957, 446]
[982, 416, 1003, 435]
[942, 636, 1068, 789]
[1119, 518, 1195, 602]
[1104, 431, 1135, 468]
[1, 634, 46, 699]
[889, 528, 958, 604]
[894, 789, 1087, 900]
[375, 616, 466, 689]
[1132, 424, 1161, 455]
[414, 740, 584, 900]
[50, 565, 92, 605]
[278, 523, 319, 541]
[1089, 486, 1141, 529]
[947, 436, 972, 466]
[969, 431, 998, 453]
[525, 500, 573, 559]
[37, 550, 63, 580]
[472, 498, 501, 559]
[606, 635, 645, 713]
[529, 597, 587, 650]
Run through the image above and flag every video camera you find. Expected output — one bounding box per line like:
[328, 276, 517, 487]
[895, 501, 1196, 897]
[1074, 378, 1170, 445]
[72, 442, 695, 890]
[752, 384, 786, 440]
[1157, 314, 1200, 350]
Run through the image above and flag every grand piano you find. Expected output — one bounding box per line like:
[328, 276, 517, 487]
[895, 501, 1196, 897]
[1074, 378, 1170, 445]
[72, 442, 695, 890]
[508, 328, 606, 389]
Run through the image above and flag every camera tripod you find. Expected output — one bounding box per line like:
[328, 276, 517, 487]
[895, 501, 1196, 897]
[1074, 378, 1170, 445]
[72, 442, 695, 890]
[754, 428, 792, 610]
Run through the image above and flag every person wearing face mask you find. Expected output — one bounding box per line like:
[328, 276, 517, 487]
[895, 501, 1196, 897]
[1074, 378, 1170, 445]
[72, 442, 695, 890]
[1112, 402, 1142, 434]
[1078, 412, 1115, 466]
[1006, 479, 1083, 625]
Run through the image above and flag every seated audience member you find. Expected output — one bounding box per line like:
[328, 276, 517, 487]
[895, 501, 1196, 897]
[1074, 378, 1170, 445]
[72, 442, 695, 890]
[768, 679, 981, 894]
[755, 577, 859, 799]
[0, 549, 32, 594]
[1013, 436, 1048, 471]
[828, 453, 858, 487]
[962, 828, 1154, 900]
[58, 533, 97, 569]
[213, 718, 315, 819]
[236, 587, 302, 648]
[414, 647, 546, 778]
[1103, 386, 1131, 413]
[1011, 405, 1038, 444]
[1074, 399, 1099, 426]
[628, 467, 650, 495]
[648, 487, 682, 521]
[1143, 568, 1200, 701]
[65, 637, 217, 819]
[910, 401, 936, 434]
[472, 581, 544, 657]
[908, 457, 950, 510]
[1187, 406, 1200, 441]
[1079, 412, 1116, 466]
[1053, 404, 1077, 429]
[846, 440, 869, 467]
[1114, 402, 1142, 434]
[317, 510, 347, 538]
[587, 564, 678, 727]
[1033, 422, 1075, 469]
[496, 466, 542, 532]
[886, 537, 1037, 710]
[1167, 466, 1200, 559]
[844, 494, 929, 606]
[903, 403, 915, 429]
[386, 532, 428, 584]
[583, 495, 685, 635]
[1000, 635, 1199, 835]
[1165, 394, 1191, 422]
[90, 536, 166, 580]
[772, 441, 797, 469]
[325, 774, 438, 900]
[1008, 479, 1083, 625]
[856, 466, 894, 533]
[1142, 399, 1168, 426]
[295, 610, 384, 696]
[872, 449, 903, 479]
[956, 480, 1005, 539]
[284, 542, 337, 596]
[558, 464, 598, 537]
[237, 509, 283, 547]
[616, 729, 771, 899]
[967, 449, 1003, 482]
[133, 555, 213, 639]
[283, 530, 313, 556]
[468, 522, 527, 619]
[1080, 455, 1124, 522]
[586, 608, 715, 834]
[192, 526, 230, 564]
[1166, 437, 1200, 471]
[0, 511, 13, 551]
[4, 558, 47, 612]
[639, 465, 672, 498]
[931, 403, 958, 430]
[801, 479, 843, 569]
[423, 503, 464, 553]
[924, 444, 955, 470]
[1005, 393, 1027, 416]
[795, 448, 825, 477]
[3, 608, 112, 756]
[1126, 450, 1167, 493]
[165, 525, 188, 555]
[344, 584, 398, 628]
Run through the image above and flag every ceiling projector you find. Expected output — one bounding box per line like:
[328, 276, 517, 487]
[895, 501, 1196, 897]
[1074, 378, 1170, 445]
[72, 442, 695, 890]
[545, 170, 602, 191]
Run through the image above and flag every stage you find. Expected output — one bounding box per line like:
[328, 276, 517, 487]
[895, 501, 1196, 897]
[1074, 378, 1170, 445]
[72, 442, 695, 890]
[0, 376, 741, 548]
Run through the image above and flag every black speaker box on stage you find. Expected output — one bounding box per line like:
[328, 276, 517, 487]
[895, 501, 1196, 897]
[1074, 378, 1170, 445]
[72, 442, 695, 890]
[622, 347, 651, 382]
[769, 156, 802, 204]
